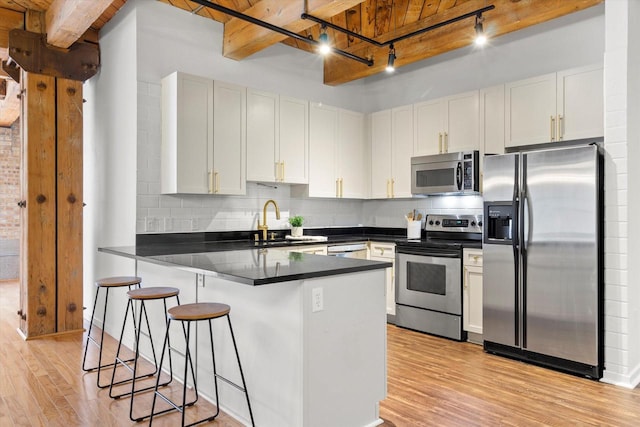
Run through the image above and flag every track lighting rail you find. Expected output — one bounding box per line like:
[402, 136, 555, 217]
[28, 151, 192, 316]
[301, 5, 494, 48]
[189, 0, 374, 66]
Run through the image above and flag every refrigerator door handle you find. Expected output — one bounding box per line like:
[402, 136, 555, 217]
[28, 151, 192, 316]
[521, 157, 529, 349]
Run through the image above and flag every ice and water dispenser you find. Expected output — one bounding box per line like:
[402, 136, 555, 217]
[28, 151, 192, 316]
[484, 204, 515, 243]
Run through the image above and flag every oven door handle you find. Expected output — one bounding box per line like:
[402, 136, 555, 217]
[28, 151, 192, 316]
[397, 249, 459, 258]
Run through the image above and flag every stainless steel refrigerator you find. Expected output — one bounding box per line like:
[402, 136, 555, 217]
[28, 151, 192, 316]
[482, 144, 603, 379]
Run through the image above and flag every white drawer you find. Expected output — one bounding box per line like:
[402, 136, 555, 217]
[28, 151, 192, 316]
[369, 242, 395, 259]
[463, 249, 483, 267]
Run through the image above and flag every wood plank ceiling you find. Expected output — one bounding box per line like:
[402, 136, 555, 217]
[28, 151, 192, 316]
[0, 0, 603, 126]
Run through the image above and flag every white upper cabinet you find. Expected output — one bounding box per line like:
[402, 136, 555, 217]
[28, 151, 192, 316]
[413, 98, 445, 155]
[161, 72, 213, 194]
[246, 90, 308, 184]
[505, 73, 557, 147]
[556, 64, 604, 141]
[309, 102, 365, 199]
[161, 72, 246, 195]
[480, 84, 506, 156]
[278, 96, 309, 184]
[309, 102, 338, 198]
[338, 109, 366, 198]
[246, 89, 278, 182]
[505, 64, 603, 147]
[370, 105, 414, 199]
[370, 110, 392, 199]
[414, 90, 479, 155]
[212, 81, 246, 195]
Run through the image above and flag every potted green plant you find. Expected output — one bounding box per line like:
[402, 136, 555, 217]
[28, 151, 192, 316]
[288, 215, 304, 237]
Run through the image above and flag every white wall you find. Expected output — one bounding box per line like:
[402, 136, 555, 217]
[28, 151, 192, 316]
[603, 0, 640, 388]
[83, 3, 138, 333]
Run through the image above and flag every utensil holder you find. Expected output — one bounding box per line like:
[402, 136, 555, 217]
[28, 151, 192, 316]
[407, 221, 422, 239]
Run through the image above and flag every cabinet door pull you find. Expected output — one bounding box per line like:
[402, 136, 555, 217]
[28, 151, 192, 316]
[386, 179, 390, 198]
[391, 178, 395, 198]
[558, 114, 563, 140]
[281, 162, 285, 182]
[214, 171, 220, 193]
[444, 132, 449, 153]
[550, 115, 556, 141]
[336, 179, 340, 198]
[340, 178, 344, 198]
[438, 133, 443, 153]
[208, 170, 214, 194]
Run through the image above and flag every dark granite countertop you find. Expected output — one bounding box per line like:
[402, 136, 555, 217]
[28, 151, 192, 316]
[99, 227, 405, 285]
[100, 245, 391, 286]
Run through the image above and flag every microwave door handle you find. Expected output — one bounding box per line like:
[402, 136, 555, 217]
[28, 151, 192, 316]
[456, 162, 463, 190]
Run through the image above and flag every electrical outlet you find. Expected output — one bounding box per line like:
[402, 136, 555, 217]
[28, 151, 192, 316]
[312, 287, 323, 312]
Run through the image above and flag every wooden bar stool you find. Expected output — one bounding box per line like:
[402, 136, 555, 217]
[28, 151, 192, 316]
[82, 276, 142, 388]
[149, 302, 255, 427]
[109, 286, 182, 422]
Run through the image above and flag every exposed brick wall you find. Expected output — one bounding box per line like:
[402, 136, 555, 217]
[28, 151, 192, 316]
[0, 121, 21, 240]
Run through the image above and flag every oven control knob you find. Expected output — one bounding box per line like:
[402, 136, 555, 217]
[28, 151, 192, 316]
[428, 220, 434, 226]
[435, 221, 441, 226]
[478, 221, 483, 227]
[471, 221, 476, 226]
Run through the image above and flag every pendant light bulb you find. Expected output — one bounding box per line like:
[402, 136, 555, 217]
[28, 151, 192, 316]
[386, 44, 396, 73]
[318, 25, 331, 55]
[474, 14, 487, 46]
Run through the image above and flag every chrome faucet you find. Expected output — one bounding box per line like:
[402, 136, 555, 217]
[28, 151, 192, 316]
[257, 199, 280, 241]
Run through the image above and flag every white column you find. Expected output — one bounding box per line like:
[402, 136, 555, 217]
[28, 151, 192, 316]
[602, 0, 640, 388]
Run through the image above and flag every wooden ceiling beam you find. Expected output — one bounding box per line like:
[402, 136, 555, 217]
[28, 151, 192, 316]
[1, 8, 25, 54]
[45, 0, 113, 48]
[322, 0, 603, 85]
[223, 0, 363, 60]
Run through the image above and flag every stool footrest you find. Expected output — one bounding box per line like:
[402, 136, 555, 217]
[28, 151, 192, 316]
[215, 373, 246, 393]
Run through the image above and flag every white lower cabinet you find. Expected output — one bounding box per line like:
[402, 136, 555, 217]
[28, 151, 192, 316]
[369, 242, 396, 316]
[463, 248, 483, 339]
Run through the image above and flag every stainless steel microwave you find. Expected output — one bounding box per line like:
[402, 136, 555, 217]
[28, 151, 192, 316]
[411, 151, 479, 195]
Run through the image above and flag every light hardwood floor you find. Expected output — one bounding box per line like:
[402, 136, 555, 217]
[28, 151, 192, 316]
[1, 279, 639, 426]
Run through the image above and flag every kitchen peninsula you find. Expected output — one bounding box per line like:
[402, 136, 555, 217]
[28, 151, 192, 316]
[99, 243, 390, 427]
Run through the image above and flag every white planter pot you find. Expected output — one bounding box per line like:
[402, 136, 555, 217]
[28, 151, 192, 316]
[291, 226, 303, 237]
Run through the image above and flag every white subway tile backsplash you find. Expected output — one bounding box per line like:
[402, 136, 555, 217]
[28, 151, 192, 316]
[605, 331, 629, 351]
[605, 315, 629, 334]
[605, 283, 628, 302]
[606, 93, 626, 112]
[605, 189, 627, 207]
[605, 253, 628, 271]
[605, 237, 627, 254]
[604, 126, 628, 144]
[605, 221, 627, 238]
[605, 300, 628, 318]
[605, 205, 627, 222]
[604, 347, 628, 367]
[605, 110, 627, 128]
[604, 141, 628, 159]
[138, 195, 160, 209]
[159, 195, 183, 208]
[605, 268, 628, 286]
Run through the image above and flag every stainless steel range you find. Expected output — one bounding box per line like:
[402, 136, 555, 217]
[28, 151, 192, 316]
[395, 214, 482, 341]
